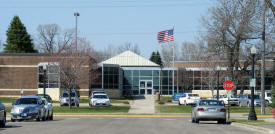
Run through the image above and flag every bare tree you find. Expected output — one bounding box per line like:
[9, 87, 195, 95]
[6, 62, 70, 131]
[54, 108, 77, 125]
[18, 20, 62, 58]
[161, 43, 179, 67]
[265, 0, 275, 17]
[50, 37, 98, 108]
[201, 0, 263, 95]
[37, 24, 60, 53]
[36, 24, 75, 53]
[180, 41, 208, 61]
[117, 42, 141, 54]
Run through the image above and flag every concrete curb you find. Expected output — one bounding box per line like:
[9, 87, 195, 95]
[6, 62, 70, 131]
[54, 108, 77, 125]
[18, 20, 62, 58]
[231, 122, 275, 134]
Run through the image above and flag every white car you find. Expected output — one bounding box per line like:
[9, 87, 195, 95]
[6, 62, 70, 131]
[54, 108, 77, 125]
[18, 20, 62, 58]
[41, 98, 53, 120]
[90, 94, 110, 106]
[179, 93, 200, 105]
[211, 95, 239, 106]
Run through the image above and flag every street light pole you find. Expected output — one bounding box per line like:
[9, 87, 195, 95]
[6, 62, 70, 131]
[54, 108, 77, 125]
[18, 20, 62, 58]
[43, 65, 47, 99]
[74, 12, 80, 51]
[216, 66, 220, 101]
[248, 46, 257, 120]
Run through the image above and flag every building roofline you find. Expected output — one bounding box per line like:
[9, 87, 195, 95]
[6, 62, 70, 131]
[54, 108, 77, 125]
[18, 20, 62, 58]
[0, 53, 49, 56]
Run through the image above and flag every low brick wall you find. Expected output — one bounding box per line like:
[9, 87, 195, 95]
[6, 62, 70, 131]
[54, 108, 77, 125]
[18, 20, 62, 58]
[192, 90, 252, 98]
[104, 89, 123, 99]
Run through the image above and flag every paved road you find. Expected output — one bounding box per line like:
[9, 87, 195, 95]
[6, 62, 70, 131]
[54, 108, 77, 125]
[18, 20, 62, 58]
[0, 117, 262, 134]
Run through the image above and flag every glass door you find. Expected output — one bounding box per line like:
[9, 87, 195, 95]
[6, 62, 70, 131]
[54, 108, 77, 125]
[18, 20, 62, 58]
[139, 80, 153, 95]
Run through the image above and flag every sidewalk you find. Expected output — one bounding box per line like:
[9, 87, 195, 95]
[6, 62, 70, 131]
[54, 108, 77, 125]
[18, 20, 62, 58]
[128, 96, 155, 114]
[3, 103, 129, 107]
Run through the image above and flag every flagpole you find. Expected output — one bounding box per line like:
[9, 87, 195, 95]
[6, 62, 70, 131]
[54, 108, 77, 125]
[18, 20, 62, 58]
[172, 27, 175, 96]
[172, 41, 175, 96]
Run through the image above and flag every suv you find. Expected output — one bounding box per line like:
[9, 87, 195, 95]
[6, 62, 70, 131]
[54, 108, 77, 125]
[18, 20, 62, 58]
[178, 93, 200, 105]
[60, 91, 79, 107]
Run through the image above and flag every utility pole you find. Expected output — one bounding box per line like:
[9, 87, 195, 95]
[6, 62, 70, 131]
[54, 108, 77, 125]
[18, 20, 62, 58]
[261, 0, 266, 115]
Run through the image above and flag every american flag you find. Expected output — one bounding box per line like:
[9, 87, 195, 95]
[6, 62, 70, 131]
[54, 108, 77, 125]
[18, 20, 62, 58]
[157, 29, 174, 44]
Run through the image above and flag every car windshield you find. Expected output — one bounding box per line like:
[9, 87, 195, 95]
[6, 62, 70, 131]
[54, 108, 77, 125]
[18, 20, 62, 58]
[199, 100, 224, 106]
[248, 95, 260, 99]
[93, 95, 108, 99]
[62, 93, 69, 97]
[15, 98, 38, 105]
[189, 94, 198, 97]
[267, 93, 271, 97]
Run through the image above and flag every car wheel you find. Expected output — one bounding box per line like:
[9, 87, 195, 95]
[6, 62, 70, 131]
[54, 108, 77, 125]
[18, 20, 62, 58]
[0, 112, 6, 128]
[195, 118, 199, 124]
[36, 112, 41, 121]
[49, 112, 53, 120]
[218, 119, 226, 124]
[77, 104, 79, 107]
[178, 101, 181, 105]
[191, 117, 195, 123]
[11, 118, 16, 122]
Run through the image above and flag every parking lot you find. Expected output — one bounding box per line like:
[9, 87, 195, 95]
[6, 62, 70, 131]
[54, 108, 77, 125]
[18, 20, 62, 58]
[0, 117, 261, 134]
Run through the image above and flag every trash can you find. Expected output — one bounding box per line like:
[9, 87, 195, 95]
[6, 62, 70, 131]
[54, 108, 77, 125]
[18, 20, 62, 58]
[155, 92, 160, 101]
[272, 108, 275, 119]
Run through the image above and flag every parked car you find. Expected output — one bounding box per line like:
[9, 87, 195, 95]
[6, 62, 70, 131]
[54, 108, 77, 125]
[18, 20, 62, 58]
[239, 94, 268, 107]
[60, 91, 79, 107]
[178, 93, 200, 105]
[0, 102, 6, 127]
[257, 92, 272, 104]
[212, 95, 239, 106]
[41, 98, 53, 120]
[91, 91, 106, 97]
[90, 93, 110, 106]
[191, 99, 226, 124]
[10, 96, 47, 122]
[36, 94, 52, 103]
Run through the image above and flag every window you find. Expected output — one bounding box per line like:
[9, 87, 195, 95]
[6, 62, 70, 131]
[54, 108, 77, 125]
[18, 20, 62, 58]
[103, 66, 119, 89]
[38, 63, 60, 88]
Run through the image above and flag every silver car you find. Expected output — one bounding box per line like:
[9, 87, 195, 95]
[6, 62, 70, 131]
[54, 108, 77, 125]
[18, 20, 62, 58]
[60, 91, 79, 107]
[239, 94, 268, 107]
[41, 98, 53, 120]
[191, 99, 226, 124]
[11, 96, 47, 122]
[0, 102, 6, 127]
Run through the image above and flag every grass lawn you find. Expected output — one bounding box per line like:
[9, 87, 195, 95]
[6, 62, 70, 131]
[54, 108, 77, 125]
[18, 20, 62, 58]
[156, 96, 174, 104]
[229, 106, 273, 114]
[230, 119, 275, 126]
[156, 105, 192, 113]
[6, 106, 130, 113]
[155, 105, 274, 114]
[0, 97, 17, 103]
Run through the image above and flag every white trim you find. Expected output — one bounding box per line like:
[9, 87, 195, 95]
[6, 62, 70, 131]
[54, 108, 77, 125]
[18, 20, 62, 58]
[0, 65, 37, 68]
[0, 89, 37, 91]
[79, 89, 89, 91]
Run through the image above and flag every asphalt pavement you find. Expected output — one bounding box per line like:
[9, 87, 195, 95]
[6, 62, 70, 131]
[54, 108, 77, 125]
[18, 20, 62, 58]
[0, 117, 265, 134]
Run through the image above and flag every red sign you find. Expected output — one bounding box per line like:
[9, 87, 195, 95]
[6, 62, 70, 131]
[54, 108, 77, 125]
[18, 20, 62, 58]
[223, 80, 234, 91]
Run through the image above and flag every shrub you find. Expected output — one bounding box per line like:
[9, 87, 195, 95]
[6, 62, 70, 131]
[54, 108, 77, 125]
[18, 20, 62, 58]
[271, 85, 275, 108]
[159, 101, 165, 105]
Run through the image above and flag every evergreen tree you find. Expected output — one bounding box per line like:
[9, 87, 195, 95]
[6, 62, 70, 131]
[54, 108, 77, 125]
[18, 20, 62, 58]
[149, 51, 163, 67]
[156, 51, 163, 67]
[149, 52, 156, 62]
[4, 16, 37, 53]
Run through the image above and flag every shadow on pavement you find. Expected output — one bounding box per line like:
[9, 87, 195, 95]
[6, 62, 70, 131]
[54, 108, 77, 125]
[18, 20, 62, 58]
[132, 96, 145, 100]
[0, 125, 22, 131]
